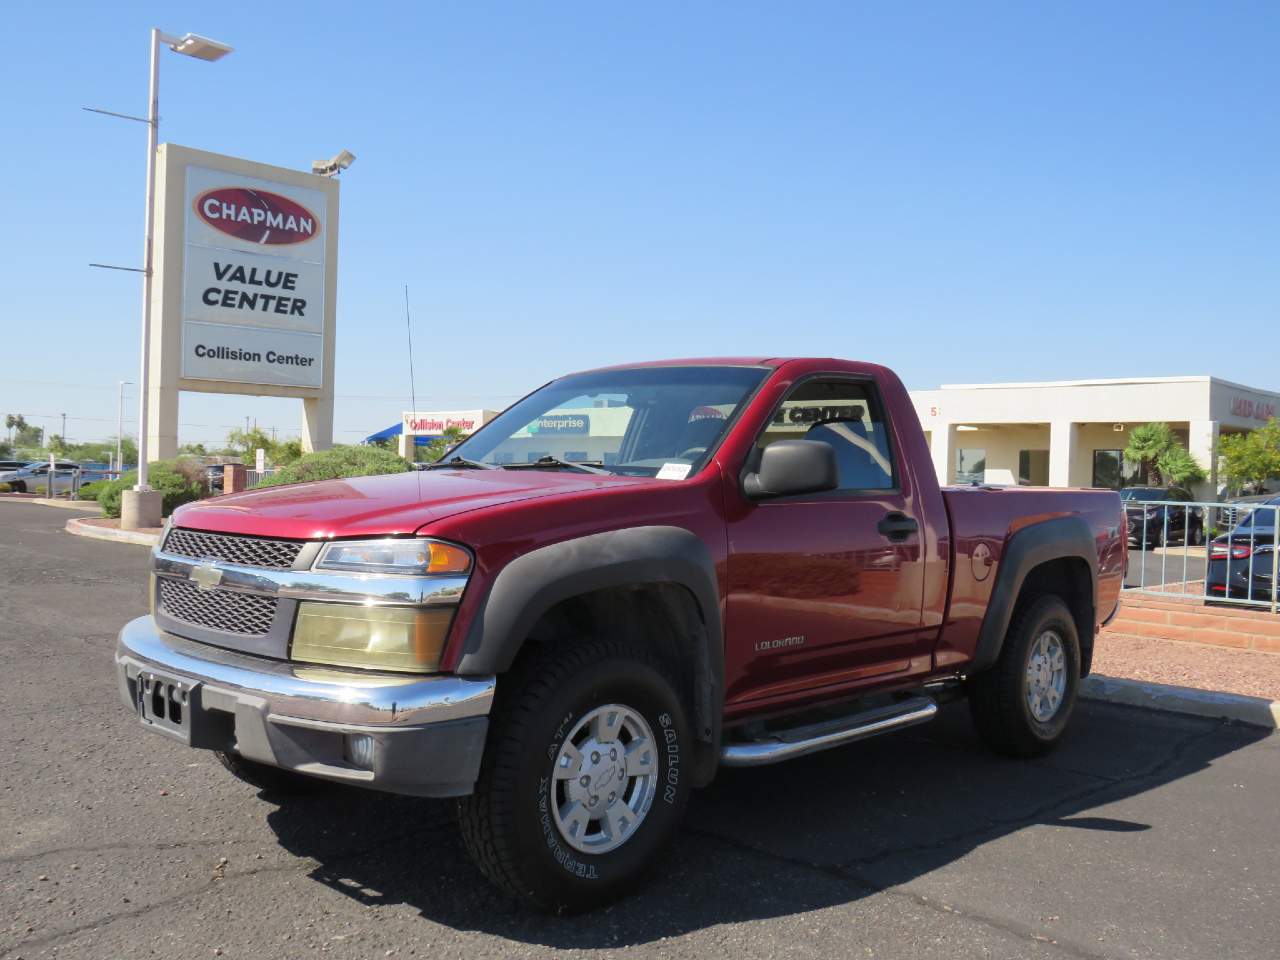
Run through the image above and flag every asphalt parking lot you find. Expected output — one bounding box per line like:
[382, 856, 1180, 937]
[2, 500, 1278, 960]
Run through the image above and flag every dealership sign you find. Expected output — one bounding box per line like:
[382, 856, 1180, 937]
[402, 410, 488, 436]
[194, 187, 319, 245]
[528, 414, 590, 435]
[1231, 396, 1278, 423]
[178, 165, 328, 388]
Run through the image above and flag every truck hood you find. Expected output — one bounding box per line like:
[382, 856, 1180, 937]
[170, 468, 649, 540]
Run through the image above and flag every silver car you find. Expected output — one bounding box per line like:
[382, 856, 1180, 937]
[0, 460, 83, 494]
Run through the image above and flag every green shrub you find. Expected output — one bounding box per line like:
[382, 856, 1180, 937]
[255, 445, 412, 487]
[97, 459, 206, 519]
[0, 482, 10, 493]
[77, 481, 102, 501]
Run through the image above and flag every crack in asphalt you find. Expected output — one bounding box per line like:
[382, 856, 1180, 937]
[0, 817, 457, 956]
[0, 837, 249, 866]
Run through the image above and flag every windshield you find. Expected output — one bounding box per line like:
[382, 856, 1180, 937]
[1120, 488, 1167, 501]
[444, 365, 769, 477]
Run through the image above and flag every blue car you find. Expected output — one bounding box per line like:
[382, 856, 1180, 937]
[1207, 495, 1279, 603]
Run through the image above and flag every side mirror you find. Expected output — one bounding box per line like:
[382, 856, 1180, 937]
[743, 440, 839, 499]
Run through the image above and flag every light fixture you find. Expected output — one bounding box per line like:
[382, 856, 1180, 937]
[312, 149, 356, 177]
[167, 33, 234, 62]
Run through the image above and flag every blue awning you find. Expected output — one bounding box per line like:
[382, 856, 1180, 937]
[363, 423, 442, 446]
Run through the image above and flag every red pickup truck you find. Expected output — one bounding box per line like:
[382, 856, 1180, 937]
[116, 358, 1125, 911]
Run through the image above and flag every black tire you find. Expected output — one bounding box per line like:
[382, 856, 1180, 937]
[457, 638, 691, 913]
[214, 750, 322, 794]
[968, 595, 1081, 758]
[1190, 523, 1205, 547]
[11, 481, 25, 493]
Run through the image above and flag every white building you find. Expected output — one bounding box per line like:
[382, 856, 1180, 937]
[910, 376, 1280, 496]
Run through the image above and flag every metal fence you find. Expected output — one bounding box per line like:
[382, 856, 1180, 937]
[1125, 498, 1279, 614]
[245, 469, 276, 488]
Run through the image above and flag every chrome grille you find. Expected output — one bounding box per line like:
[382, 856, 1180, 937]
[158, 578, 277, 637]
[162, 527, 303, 570]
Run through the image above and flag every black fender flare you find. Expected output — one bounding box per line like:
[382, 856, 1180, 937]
[456, 526, 723, 784]
[971, 516, 1099, 674]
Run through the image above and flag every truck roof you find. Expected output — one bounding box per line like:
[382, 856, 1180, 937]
[575, 357, 849, 374]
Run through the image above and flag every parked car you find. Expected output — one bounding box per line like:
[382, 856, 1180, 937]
[203, 464, 225, 493]
[115, 357, 1125, 912]
[0, 460, 82, 494]
[1120, 486, 1204, 548]
[0, 460, 31, 473]
[1206, 495, 1279, 603]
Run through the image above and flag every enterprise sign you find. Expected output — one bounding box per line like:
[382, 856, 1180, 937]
[180, 166, 327, 388]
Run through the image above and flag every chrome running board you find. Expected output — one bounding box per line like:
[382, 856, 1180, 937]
[719, 696, 938, 767]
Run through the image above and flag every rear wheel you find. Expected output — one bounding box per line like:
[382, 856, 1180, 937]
[968, 595, 1081, 757]
[457, 638, 690, 913]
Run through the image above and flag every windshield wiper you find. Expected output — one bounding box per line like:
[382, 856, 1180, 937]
[515, 455, 610, 476]
[423, 456, 499, 470]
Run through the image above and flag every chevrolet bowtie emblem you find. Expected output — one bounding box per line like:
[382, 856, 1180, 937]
[191, 560, 224, 592]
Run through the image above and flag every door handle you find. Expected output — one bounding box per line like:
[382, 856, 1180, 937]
[877, 511, 918, 542]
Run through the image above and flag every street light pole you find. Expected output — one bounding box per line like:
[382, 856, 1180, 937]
[133, 28, 163, 492]
[131, 29, 233, 494]
[118, 380, 132, 477]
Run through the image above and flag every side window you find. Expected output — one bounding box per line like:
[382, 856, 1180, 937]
[756, 378, 896, 491]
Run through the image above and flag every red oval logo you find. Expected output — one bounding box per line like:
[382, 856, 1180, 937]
[194, 188, 319, 246]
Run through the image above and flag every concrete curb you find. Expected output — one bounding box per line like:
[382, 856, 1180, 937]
[1082, 674, 1279, 730]
[64, 516, 160, 547]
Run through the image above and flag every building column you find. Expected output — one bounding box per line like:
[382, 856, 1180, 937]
[1188, 419, 1219, 498]
[930, 424, 958, 486]
[144, 382, 179, 462]
[1049, 420, 1079, 488]
[301, 396, 333, 454]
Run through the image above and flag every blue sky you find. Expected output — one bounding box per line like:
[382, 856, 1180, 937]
[2, 1, 1277, 448]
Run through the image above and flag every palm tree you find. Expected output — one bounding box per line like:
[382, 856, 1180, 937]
[1124, 422, 1176, 486]
[5, 414, 27, 444]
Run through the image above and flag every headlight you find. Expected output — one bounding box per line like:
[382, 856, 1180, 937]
[314, 538, 472, 576]
[291, 603, 455, 673]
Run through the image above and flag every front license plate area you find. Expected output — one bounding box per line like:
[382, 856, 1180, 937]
[136, 670, 199, 743]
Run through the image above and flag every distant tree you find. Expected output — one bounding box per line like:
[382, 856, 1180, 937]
[1219, 418, 1280, 494]
[14, 422, 43, 448]
[5, 414, 27, 443]
[0, 440, 12, 459]
[421, 426, 469, 464]
[178, 442, 208, 457]
[274, 438, 304, 465]
[48, 434, 67, 454]
[225, 426, 275, 458]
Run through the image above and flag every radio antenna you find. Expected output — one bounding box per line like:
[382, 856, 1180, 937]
[404, 285, 420, 470]
[404, 284, 419, 420]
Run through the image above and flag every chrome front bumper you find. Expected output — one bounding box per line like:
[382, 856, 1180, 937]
[115, 616, 495, 797]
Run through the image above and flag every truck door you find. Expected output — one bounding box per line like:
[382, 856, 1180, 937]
[723, 375, 930, 709]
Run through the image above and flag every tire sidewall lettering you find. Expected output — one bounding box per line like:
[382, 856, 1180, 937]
[535, 695, 685, 881]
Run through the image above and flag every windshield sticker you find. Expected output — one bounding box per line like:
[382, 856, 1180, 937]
[656, 463, 692, 481]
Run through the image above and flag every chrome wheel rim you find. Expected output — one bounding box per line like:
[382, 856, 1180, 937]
[1025, 630, 1067, 722]
[550, 704, 658, 855]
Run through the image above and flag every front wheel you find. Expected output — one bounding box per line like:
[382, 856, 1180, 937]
[457, 639, 691, 913]
[968, 595, 1081, 757]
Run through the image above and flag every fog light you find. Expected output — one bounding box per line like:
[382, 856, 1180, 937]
[345, 734, 376, 770]
[291, 602, 454, 673]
